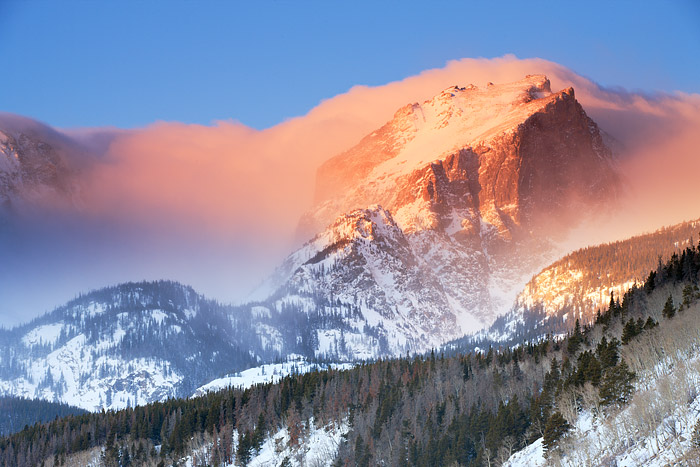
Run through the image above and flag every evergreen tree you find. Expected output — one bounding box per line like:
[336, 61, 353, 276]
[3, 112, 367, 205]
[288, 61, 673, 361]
[682, 284, 699, 309]
[599, 361, 635, 407]
[567, 319, 583, 354]
[596, 337, 620, 368]
[662, 294, 676, 319]
[643, 317, 657, 330]
[621, 319, 639, 345]
[645, 270, 656, 294]
[543, 412, 570, 454]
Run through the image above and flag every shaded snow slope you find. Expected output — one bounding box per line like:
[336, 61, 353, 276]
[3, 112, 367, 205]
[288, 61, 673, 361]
[253, 206, 496, 356]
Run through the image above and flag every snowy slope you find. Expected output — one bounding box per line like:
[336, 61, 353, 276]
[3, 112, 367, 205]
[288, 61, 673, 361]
[505, 331, 700, 466]
[253, 206, 497, 357]
[173, 418, 349, 467]
[243, 419, 349, 467]
[193, 355, 353, 396]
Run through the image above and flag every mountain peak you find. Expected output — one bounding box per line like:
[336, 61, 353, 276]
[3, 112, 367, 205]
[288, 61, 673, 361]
[312, 75, 563, 207]
[286, 74, 619, 339]
[308, 75, 615, 244]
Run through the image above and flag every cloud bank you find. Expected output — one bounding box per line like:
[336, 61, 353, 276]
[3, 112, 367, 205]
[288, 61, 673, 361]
[2, 55, 700, 325]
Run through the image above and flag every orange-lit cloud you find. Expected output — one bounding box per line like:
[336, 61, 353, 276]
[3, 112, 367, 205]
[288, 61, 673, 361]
[84, 56, 700, 249]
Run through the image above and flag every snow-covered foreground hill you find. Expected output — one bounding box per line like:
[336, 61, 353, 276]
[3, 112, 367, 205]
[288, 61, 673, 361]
[507, 361, 700, 466]
[506, 301, 700, 466]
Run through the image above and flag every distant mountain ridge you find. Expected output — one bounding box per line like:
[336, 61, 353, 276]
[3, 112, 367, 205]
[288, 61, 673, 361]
[0, 278, 393, 411]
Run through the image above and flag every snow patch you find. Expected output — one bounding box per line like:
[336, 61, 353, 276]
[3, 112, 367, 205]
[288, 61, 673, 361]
[22, 323, 63, 347]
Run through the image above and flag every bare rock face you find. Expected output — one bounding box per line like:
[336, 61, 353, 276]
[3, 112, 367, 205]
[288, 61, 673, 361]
[0, 129, 78, 212]
[304, 77, 616, 248]
[314, 103, 421, 203]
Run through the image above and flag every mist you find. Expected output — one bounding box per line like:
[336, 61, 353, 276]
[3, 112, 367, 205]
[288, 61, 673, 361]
[1, 56, 699, 327]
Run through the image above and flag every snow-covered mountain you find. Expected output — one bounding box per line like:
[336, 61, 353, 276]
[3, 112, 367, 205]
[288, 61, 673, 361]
[253, 205, 481, 356]
[0, 281, 309, 411]
[262, 75, 618, 352]
[0, 279, 375, 412]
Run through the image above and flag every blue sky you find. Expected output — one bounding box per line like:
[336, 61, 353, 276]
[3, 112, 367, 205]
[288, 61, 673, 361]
[1, 0, 698, 130]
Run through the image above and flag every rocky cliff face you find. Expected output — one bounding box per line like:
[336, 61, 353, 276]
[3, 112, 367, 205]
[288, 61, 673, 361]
[284, 76, 619, 347]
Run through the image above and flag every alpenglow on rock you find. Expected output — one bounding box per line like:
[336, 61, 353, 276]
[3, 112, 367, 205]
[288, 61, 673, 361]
[307, 75, 616, 242]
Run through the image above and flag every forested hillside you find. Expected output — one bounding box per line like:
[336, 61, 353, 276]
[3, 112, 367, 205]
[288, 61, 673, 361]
[0, 398, 86, 437]
[2, 242, 700, 466]
[462, 218, 700, 350]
